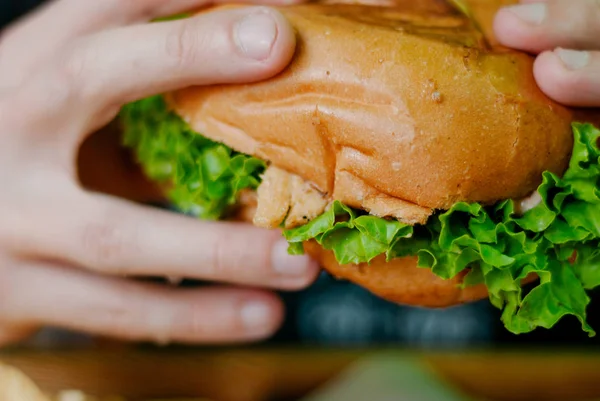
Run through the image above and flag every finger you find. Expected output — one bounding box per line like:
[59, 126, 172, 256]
[532, 48, 600, 107]
[16, 6, 297, 135]
[0, 0, 119, 90]
[0, 256, 40, 346]
[0, 0, 303, 89]
[6, 186, 319, 290]
[0, 261, 284, 344]
[493, 0, 600, 53]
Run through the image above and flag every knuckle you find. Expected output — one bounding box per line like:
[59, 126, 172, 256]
[46, 43, 103, 106]
[80, 213, 134, 273]
[45, 63, 79, 108]
[58, 47, 99, 102]
[97, 295, 138, 339]
[208, 232, 232, 278]
[165, 21, 203, 71]
[208, 229, 274, 281]
[61, 49, 87, 89]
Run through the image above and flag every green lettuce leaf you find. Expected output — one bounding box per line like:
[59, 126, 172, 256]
[121, 94, 600, 336]
[120, 96, 265, 220]
[284, 123, 600, 336]
[153, 13, 192, 22]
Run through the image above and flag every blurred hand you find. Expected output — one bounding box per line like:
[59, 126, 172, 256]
[0, 0, 318, 346]
[494, 0, 600, 107]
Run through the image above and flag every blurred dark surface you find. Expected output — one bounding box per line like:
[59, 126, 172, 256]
[271, 272, 600, 348]
[0, 0, 40, 28]
[3, 0, 600, 350]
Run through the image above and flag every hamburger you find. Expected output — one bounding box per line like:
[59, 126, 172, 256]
[119, 0, 600, 335]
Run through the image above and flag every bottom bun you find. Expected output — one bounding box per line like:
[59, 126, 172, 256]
[232, 197, 533, 308]
[303, 241, 490, 308]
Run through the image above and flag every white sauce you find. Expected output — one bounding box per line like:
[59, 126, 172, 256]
[515, 191, 542, 215]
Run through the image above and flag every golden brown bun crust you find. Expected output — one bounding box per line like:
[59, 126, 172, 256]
[169, 0, 574, 213]
[304, 241, 490, 307]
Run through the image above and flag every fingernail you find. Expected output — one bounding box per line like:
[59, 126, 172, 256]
[235, 9, 278, 61]
[556, 48, 590, 70]
[271, 238, 311, 276]
[241, 301, 272, 331]
[506, 3, 547, 25]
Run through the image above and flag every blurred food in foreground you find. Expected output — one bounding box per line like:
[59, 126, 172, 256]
[0, 362, 215, 401]
[0, 356, 484, 401]
[3, 348, 600, 401]
[298, 354, 475, 401]
[0, 363, 47, 401]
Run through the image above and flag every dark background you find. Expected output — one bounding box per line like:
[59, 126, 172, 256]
[2, 0, 599, 349]
[0, 0, 39, 28]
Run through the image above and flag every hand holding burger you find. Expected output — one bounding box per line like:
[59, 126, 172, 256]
[0, 0, 319, 346]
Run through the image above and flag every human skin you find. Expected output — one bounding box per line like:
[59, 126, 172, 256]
[494, 0, 600, 107]
[0, 0, 320, 346]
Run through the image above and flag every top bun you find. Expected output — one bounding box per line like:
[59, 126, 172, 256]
[168, 0, 574, 223]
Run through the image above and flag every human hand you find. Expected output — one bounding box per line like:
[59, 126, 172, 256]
[0, 0, 318, 346]
[494, 0, 600, 107]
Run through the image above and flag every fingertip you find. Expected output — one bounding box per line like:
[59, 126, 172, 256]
[493, 7, 541, 52]
[305, 257, 322, 283]
[179, 286, 286, 343]
[270, 237, 320, 290]
[239, 290, 285, 339]
[533, 50, 591, 106]
[235, 7, 297, 80]
[492, 7, 514, 46]
[280, 256, 320, 291]
[181, 5, 296, 84]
